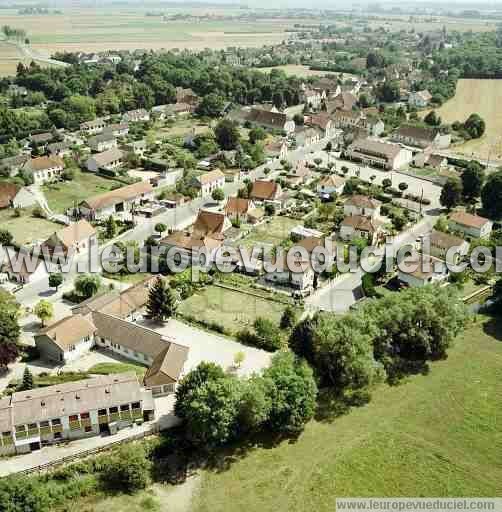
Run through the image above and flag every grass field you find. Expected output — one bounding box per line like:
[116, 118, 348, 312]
[237, 216, 299, 249]
[432, 79, 502, 161]
[42, 170, 124, 213]
[191, 316, 502, 510]
[88, 362, 147, 377]
[0, 208, 60, 245]
[179, 285, 294, 334]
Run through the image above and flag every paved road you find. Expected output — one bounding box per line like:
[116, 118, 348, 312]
[4, 39, 69, 67]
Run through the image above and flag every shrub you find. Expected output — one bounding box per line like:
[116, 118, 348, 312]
[102, 444, 151, 493]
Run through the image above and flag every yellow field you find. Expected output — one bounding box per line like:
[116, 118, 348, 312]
[432, 79, 502, 161]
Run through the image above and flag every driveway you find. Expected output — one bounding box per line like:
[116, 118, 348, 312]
[141, 318, 273, 377]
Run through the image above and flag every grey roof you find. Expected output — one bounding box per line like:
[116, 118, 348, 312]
[91, 312, 168, 358]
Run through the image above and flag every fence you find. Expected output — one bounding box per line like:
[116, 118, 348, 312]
[10, 425, 159, 477]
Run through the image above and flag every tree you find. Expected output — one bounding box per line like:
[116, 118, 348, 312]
[20, 366, 34, 391]
[103, 444, 151, 493]
[293, 113, 304, 126]
[482, 170, 502, 218]
[248, 126, 266, 144]
[0, 475, 50, 512]
[0, 229, 13, 246]
[34, 299, 53, 326]
[214, 119, 241, 150]
[440, 177, 462, 210]
[48, 273, 63, 290]
[211, 187, 225, 201]
[280, 306, 297, 330]
[104, 215, 117, 239]
[253, 317, 283, 351]
[146, 277, 178, 322]
[196, 93, 225, 118]
[74, 274, 101, 299]
[154, 223, 167, 237]
[461, 161, 484, 202]
[398, 182, 409, 192]
[382, 178, 392, 190]
[463, 113, 485, 139]
[263, 351, 317, 434]
[174, 362, 243, 448]
[234, 351, 245, 368]
[0, 290, 20, 369]
[424, 110, 441, 126]
[376, 81, 400, 102]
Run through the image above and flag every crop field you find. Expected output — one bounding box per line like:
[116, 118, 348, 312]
[0, 7, 302, 59]
[0, 41, 31, 76]
[192, 316, 502, 511]
[432, 79, 502, 161]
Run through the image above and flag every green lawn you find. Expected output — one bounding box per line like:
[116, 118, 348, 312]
[179, 285, 296, 334]
[0, 208, 60, 245]
[237, 216, 300, 249]
[192, 316, 502, 511]
[88, 362, 147, 377]
[43, 170, 123, 213]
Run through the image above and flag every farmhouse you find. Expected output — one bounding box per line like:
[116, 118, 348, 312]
[264, 253, 314, 293]
[79, 181, 154, 220]
[344, 138, 412, 170]
[47, 141, 73, 158]
[330, 91, 357, 111]
[265, 139, 288, 161]
[344, 195, 380, 218]
[448, 212, 492, 239]
[88, 133, 117, 153]
[317, 175, 346, 198]
[34, 314, 97, 364]
[80, 118, 107, 135]
[121, 109, 150, 123]
[0, 372, 155, 456]
[245, 108, 295, 134]
[192, 209, 232, 239]
[398, 254, 449, 288]
[340, 215, 381, 245]
[86, 148, 124, 172]
[0, 154, 30, 177]
[224, 197, 258, 223]
[0, 182, 19, 209]
[392, 124, 441, 150]
[307, 112, 338, 139]
[103, 123, 129, 138]
[194, 169, 225, 197]
[408, 90, 432, 108]
[250, 180, 282, 202]
[22, 156, 64, 185]
[42, 219, 97, 255]
[426, 230, 470, 263]
[160, 230, 224, 267]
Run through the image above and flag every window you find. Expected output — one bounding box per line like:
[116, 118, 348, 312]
[120, 404, 129, 411]
[39, 421, 49, 428]
[80, 412, 90, 419]
[54, 432, 62, 440]
[109, 406, 118, 414]
[98, 409, 107, 416]
[2, 431, 11, 437]
[51, 419, 61, 426]
[15, 425, 26, 432]
[131, 402, 140, 410]
[84, 426, 92, 433]
[69, 415, 79, 422]
[27, 423, 37, 430]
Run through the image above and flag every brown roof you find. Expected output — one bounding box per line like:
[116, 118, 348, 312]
[297, 236, 326, 253]
[10, 372, 146, 426]
[81, 180, 152, 211]
[250, 180, 280, 201]
[160, 231, 223, 253]
[429, 230, 467, 250]
[144, 342, 189, 386]
[0, 182, 19, 208]
[400, 254, 444, 280]
[308, 112, 332, 130]
[225, 197, 253, 216]
[37, 314, 97, 351]
[193, 210, 228, 238]
[349, 138, 402, 161]
[395, 124, 438, 143]
[332, 92, 357, 111]
[24, 156, 64, 172]
[319, 175, 346, 189]
[197, 169, 225, 186]
[341, 215, 377, 232]
[449, 211, 490, 230]
[91, 311, 167, 358]
[346, 194, 379, 209]
[47, 220, 96, 249]
[88, 148, 124, 167]
[247, 108, 288, 129]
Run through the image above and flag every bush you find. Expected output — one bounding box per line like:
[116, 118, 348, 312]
[102, 444, 151, 493]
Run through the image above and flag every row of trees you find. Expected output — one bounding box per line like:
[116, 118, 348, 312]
[174, 352, 317, 449]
